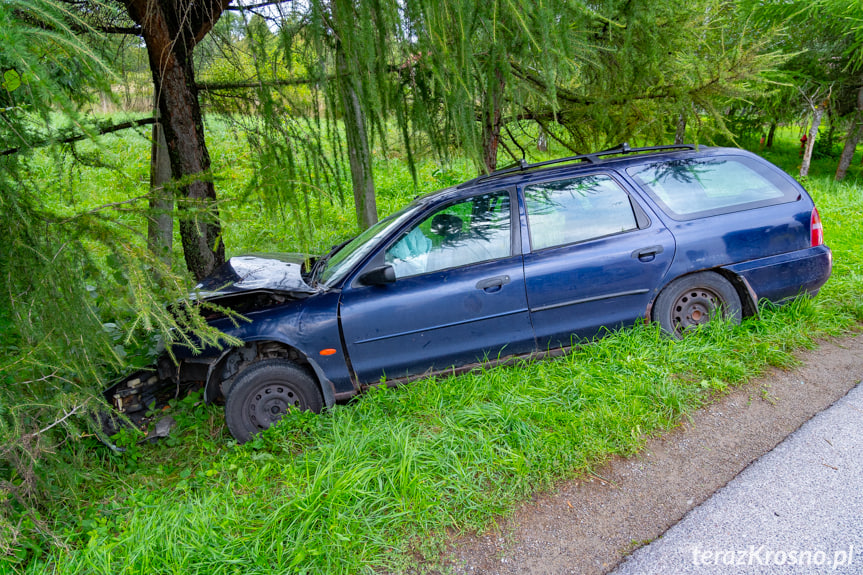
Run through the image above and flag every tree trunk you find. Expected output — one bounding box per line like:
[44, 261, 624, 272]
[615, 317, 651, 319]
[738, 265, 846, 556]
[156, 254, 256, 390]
[674, 112, 686, 144]
[766, 122, 777, 148]
[481, 67, 507, 174]
[836, 86, 863, 181]
[148, 104, 173, 265]
[537, 124, 548, 152]
[835, 121, 863, 181]
[123, 0, 227, 280]
[335, 43, 377, 230]
[800, 106, 825, 178]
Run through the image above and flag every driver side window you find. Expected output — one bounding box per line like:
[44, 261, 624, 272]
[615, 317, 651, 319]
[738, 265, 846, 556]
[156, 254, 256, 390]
[385, 191, 511, 278]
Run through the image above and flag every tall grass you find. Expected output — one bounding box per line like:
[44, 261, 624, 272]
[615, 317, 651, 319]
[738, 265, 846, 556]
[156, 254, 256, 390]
[11, 127, 863, 574]
[26, 300, 859, 574]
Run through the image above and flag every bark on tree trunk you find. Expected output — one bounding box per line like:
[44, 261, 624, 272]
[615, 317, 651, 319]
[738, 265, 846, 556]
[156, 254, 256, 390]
[336, 43, 378, 229]
[674, 112, 686, 144]
[481, 68, 507, 174]
[537, 124, 548, 152]
[800, 105, 825, 178]
[147, 105, 173, 265]
[835, 86, 863, 182]
[766, 122, 777, 148]
[335, 43, 377, 230]
[123, 0, 227, 280]
[835, 121, 863, 181]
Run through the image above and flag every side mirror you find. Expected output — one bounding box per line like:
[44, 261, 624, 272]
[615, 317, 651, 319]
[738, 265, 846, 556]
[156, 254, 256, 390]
[359, 265, 396, 286]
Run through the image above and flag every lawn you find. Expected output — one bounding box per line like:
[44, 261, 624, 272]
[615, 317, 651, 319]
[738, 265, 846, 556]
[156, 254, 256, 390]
[10, 125, 863, 574]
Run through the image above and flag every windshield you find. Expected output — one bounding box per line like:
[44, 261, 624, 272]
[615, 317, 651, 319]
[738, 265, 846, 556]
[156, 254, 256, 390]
[319, 203, 421, 286]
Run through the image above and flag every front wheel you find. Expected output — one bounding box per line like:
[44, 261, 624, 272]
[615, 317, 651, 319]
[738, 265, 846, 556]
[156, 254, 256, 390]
[653, 271, 742, 338]
[225, 359, 323, 443]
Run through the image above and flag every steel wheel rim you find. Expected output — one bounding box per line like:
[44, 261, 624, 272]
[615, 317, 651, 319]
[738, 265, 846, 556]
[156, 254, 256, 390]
[245, 383, 301, 431]
[671, 287, 722, 333]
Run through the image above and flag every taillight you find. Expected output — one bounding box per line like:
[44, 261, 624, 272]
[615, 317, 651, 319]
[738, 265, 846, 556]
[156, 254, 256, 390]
[811, 208, 824, 247]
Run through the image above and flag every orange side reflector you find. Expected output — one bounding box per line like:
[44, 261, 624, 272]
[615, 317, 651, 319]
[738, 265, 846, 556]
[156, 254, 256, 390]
[319, 348, 337, 356]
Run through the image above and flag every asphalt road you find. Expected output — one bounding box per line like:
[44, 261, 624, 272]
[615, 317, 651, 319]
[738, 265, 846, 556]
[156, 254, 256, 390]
[611, 380, 863, 575]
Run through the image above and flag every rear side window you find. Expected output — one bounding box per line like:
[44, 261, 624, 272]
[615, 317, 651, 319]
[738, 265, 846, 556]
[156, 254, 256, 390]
[627, 156, 796, 220]
[524, 174, 638, 250]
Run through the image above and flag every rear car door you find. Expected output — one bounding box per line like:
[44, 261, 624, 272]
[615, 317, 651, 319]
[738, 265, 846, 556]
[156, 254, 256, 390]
[338, 189, 536, 384]
[521, 172, 676, 348]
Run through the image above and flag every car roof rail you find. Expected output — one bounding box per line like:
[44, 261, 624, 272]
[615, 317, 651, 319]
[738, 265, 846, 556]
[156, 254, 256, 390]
[457, 142, 697, 189]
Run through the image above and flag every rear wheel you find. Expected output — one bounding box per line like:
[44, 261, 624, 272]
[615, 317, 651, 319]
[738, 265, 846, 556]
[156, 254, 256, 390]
[225, 359, 323, 443]
[653, 272, 742, 338]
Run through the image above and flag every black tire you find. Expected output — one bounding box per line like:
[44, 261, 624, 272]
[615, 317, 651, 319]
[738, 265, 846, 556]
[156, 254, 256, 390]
[653, 271, 742, 338]
[224, 359, 323, 443]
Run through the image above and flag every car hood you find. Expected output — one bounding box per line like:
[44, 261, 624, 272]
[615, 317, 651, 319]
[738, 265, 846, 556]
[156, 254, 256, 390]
[195, 254, 318, 299]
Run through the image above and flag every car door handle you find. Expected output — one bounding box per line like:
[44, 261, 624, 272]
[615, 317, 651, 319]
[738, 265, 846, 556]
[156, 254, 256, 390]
[476, 275, 511, 292]
[631, 245, 664, 262]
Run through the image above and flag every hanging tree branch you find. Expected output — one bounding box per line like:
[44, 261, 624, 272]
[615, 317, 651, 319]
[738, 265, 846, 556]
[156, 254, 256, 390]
[226, 1, 288, 11]
[196, 61, 414, 92]
[95, 25, 141, 35]
[196, 76, 333, 91]
[0, 117, 157, 157]
[48, 0, 141, 35]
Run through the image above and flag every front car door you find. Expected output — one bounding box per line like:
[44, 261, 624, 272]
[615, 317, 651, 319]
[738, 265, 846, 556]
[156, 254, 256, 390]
[338, 189, 536, 384]
[521, 172, 676, 349]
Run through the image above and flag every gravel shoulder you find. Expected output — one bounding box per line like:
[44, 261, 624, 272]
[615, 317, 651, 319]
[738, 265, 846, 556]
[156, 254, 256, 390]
[441, 333, 863, 575]
[611, 377, 863, 574]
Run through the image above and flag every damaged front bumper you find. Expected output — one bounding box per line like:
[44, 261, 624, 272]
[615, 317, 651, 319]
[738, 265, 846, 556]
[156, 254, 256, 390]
[100, 354, 216, 437]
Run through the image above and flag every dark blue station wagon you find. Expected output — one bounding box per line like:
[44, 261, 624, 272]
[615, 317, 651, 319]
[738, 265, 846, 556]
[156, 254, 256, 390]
[106, 144, 832, 442]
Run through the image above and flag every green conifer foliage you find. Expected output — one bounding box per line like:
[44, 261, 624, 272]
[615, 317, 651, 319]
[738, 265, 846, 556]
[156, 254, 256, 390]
[0, 0, 238, 550]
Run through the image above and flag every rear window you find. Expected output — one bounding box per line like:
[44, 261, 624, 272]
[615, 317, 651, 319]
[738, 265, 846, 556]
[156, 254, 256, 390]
[627, 156, 797, 220]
